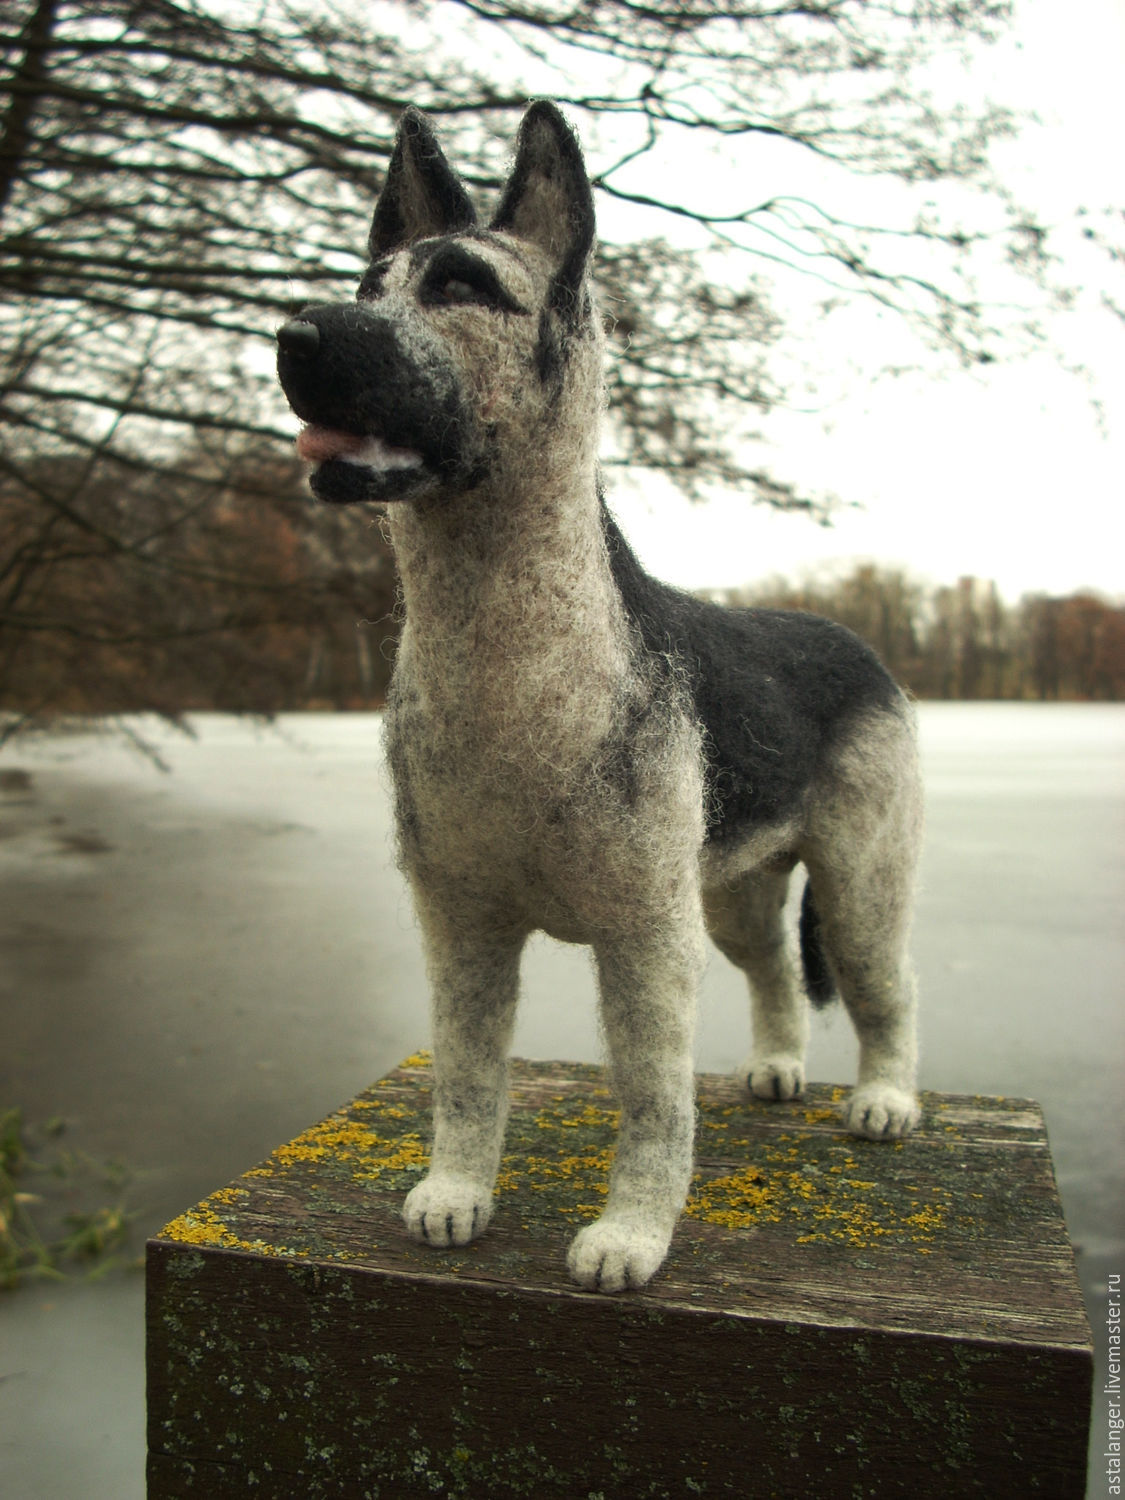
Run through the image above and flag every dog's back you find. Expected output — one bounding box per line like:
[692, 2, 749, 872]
[601, 500, 906, 842]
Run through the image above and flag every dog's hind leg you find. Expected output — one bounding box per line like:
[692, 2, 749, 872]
[402, 900, 526, 1248]
[802, 708, 923, 1140]
[567, 911, 706, 1293]
[704, 869, 809, 1103]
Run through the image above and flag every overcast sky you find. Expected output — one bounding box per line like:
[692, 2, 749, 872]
[592, 0, 1125, 602]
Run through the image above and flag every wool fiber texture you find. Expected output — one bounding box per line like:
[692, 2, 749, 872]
[276, 101, 925, 1293]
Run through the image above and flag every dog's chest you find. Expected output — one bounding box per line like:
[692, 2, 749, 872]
[386, 635, 626, 844]
[385, 690, 629, 938]
[384, 619, 708, 943]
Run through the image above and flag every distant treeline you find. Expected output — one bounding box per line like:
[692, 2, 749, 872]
[0, 451, 401, 723]
[2, 449, 1121, 720]
[722, 566, 1125, 702]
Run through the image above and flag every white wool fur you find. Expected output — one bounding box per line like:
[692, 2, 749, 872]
[303, 106, 924, 1293]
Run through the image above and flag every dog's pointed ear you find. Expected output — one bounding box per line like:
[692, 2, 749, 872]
[491, 101, 595, 311]
[369, 108, 477, 258]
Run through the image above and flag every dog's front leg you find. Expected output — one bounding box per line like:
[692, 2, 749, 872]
[403, 905, 525, 1249]
[568, 922, 705, 1293]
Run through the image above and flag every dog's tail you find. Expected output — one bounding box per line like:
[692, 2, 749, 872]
[799, 880, 837, 1010]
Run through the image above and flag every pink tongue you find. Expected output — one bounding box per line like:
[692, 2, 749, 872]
[295, 426, 369, 462]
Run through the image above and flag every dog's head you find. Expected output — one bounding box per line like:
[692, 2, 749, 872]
[277, 101, 599, 506]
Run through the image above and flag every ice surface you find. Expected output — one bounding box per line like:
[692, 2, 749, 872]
[0, 703, 1122, 1497]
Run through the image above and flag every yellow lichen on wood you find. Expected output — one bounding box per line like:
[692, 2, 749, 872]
[801, 1107, 840, 1125]
[533, 1102, 619, 1132]
[496, 1141, 614, 1220]
[241, 1113, 428, 1184]
[685, 1166, 780, 1230]
[397, 1050, 433, 1069]
[157, 1061, 967, 1263]
[351, 1098, 411, 1120]
[160, 1194, 313, 1259]
[487, 1099, 621, 1219]
[686, 1127, 953, 1250]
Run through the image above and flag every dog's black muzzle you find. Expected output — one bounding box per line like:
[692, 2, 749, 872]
[277, 302, 485, 505]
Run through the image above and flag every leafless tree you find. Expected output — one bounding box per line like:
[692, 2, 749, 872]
[0, 0, 1069, 714]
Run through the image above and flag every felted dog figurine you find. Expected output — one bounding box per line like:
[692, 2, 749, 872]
[277, 102, 922, 1293]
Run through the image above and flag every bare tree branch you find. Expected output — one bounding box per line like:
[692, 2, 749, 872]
[0, 0, 1090, 717]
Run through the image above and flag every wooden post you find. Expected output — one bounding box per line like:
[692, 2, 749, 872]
[146, 1057, 1092, 1498]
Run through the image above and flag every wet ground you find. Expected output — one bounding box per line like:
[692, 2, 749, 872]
[1, 703, 1122, 1498]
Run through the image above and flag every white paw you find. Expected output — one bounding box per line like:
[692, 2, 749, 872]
[566, 1216, 671, 1294]
[844, 1084, 920, 1140]
[745, 1053, 806, 1102]
[403, 1172, 493, 1247]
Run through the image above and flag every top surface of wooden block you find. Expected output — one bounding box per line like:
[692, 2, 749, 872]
[156, 1056, 1090, 1351]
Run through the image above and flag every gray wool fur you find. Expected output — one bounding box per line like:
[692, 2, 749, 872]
[276, 102, 923, 1294]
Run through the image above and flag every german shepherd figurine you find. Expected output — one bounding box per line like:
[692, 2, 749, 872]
[277, 102, 922, 1293]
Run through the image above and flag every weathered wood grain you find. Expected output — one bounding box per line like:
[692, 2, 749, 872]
[146, 1056, 1092, 1498]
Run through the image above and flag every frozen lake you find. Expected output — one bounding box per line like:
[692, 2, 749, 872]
[1, 702, 1122, 1497]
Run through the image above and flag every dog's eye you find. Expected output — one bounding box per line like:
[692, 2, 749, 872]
[437, 277, 479, 305]
[420, 255, 528, 315]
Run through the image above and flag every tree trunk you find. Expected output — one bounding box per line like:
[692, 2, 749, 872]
[0, 0, 59, 225]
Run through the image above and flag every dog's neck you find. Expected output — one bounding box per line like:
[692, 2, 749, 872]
[386, 436, 629, 764]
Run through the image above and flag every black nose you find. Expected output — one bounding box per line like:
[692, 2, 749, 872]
[277, 318, 320, 358]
